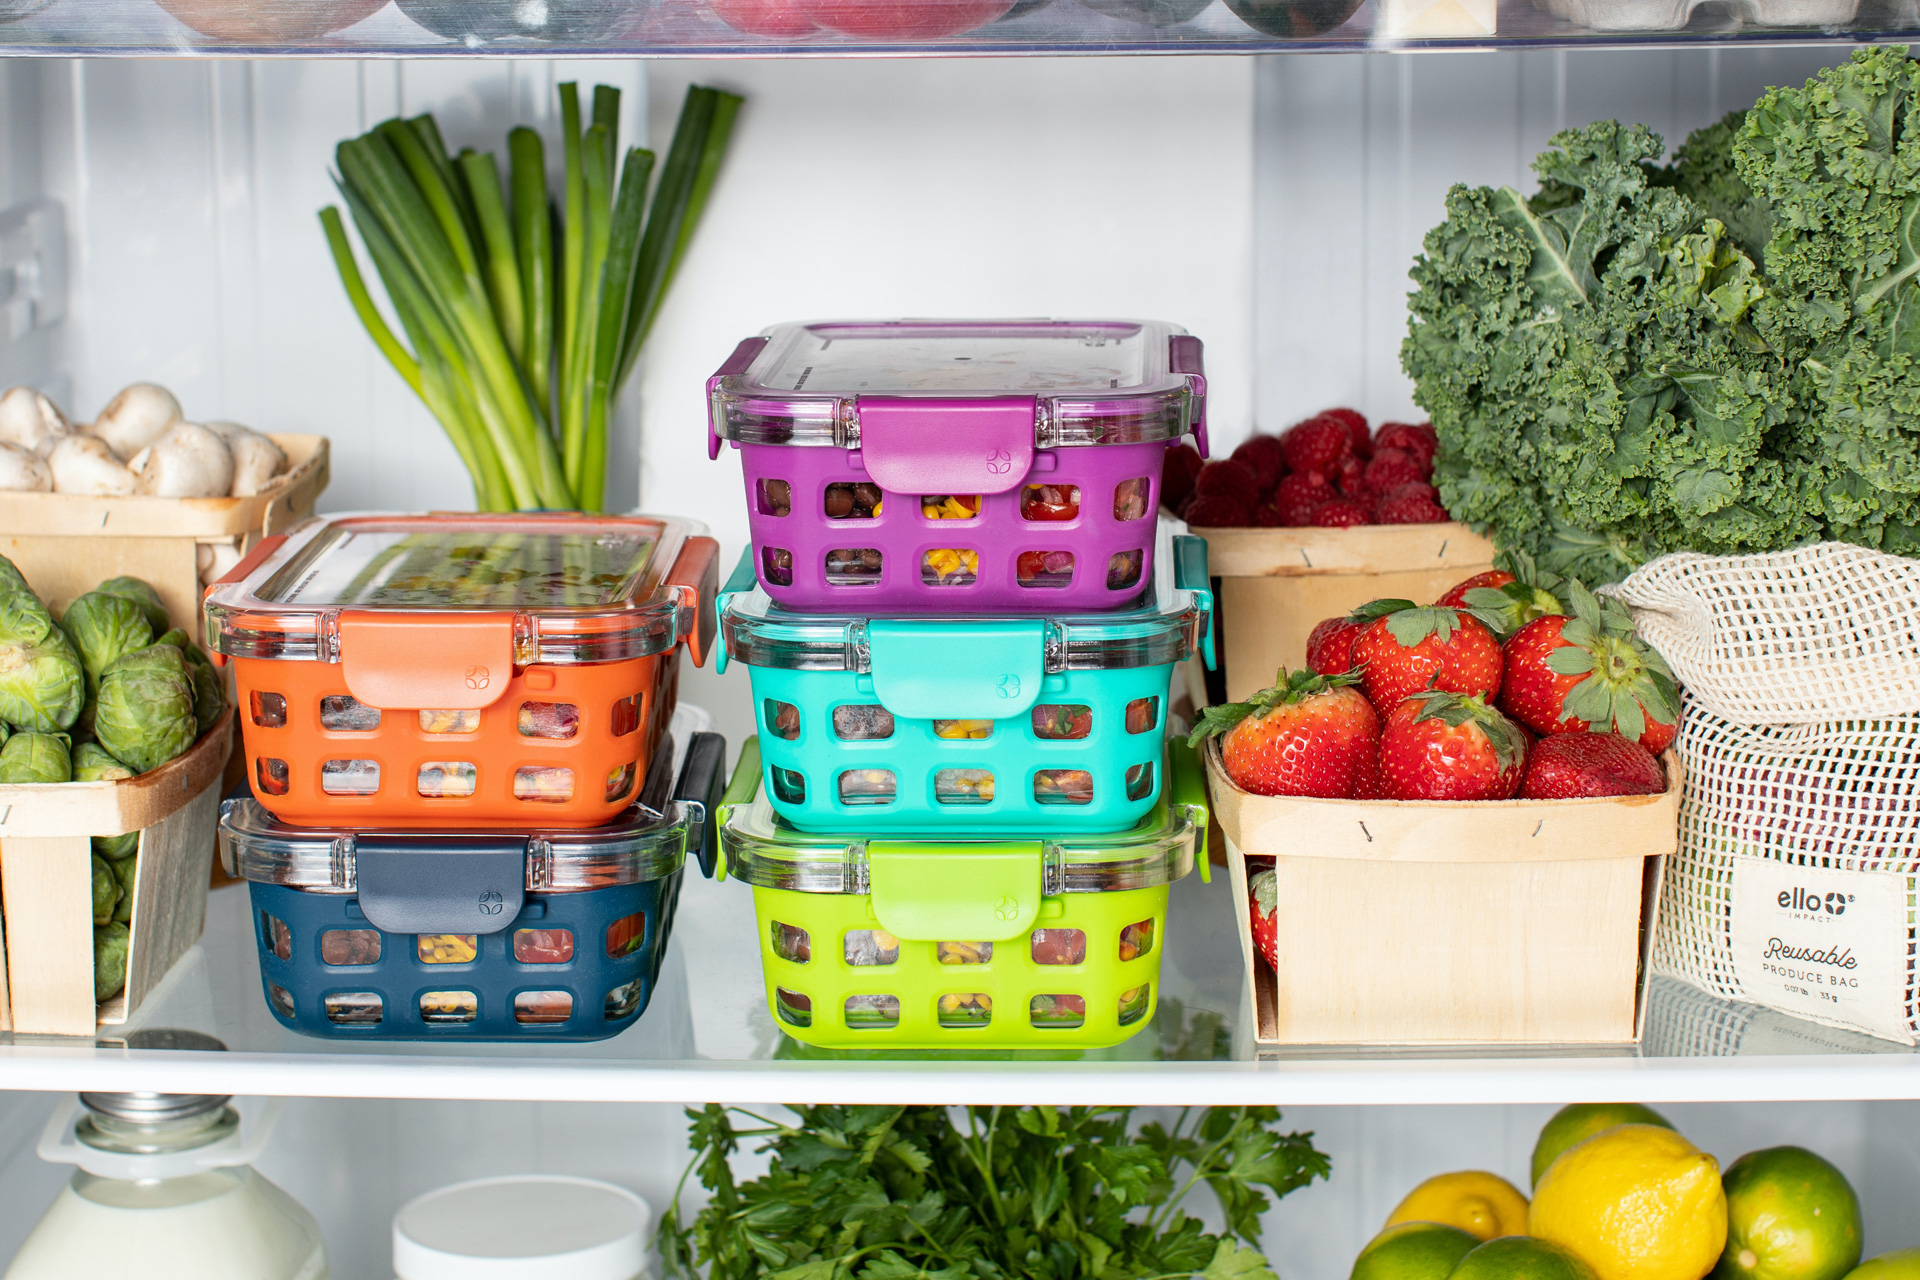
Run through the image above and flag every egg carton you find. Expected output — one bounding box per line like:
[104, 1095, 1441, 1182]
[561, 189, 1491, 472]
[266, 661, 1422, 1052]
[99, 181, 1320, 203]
[1532, 0, 1855, 30]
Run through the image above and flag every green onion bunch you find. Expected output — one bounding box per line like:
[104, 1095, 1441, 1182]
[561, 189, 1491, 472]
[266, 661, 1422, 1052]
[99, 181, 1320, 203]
[321, 82, 741, 513]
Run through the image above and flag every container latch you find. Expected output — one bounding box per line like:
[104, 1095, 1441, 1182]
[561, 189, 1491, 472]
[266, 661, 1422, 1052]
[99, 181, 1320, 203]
[855, 396, 1036, 495]
[867, 618, 1044, 719]
[338, 611, 515, 710]
[868, 841, 1042, 942]
[353, 836, 528, 936]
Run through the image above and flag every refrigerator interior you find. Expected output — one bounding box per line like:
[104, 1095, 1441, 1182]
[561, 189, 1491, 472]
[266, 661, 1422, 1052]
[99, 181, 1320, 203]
[0, 41, 1908, 1277]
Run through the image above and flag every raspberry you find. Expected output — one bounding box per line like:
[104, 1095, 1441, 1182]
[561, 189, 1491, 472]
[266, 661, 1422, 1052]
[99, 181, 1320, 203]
[1280, 415, 1352, 474]
[1335, 455, 1366, 495]
[1313, 497, 1370, 528]
[1230, 434, 1287, 493]
[1184, 495, 1251, 527]
[1275, 471, 1332, 525]
[1161, 442, 1205, 512]
[1193, 459, 1261, 509]
[1320, 407, 1371, 459]
[1375, 422, 1437, 470]
[1363, 447, 1426, 493]
[1252, 502, 1288, 527]
[1383, 480, 1438, 503]
[1375, 490, 1449, 524]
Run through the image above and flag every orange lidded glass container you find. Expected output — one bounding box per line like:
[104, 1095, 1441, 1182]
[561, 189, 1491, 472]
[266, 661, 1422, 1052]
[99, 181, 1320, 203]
[205, 512, 717, 830]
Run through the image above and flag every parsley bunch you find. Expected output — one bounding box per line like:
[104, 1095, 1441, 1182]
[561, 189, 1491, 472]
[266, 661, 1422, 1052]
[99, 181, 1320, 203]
[656, 1104, 1330, 1280]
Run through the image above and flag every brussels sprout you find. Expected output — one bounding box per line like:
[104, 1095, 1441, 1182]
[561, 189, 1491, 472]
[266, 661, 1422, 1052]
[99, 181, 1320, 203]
[155, 628, 225, 734]
[63, 590, 153, 695]
[94, 921, 129, 1002]
[112, 853, 136, 924]
[0, 731, 69, 783]
[0, 592, 83, 731]
[94, 644, 194, 773]
[94, 576, 169, 638]
[0, 555, 30, 597]
[73, 741, 132, 783]
[90, 853, 119, 926]
[94, 831, 137, 859]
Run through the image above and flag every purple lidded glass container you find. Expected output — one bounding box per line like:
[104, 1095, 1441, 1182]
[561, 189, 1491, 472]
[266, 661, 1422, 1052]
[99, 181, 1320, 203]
[708, 319, 1209, 612]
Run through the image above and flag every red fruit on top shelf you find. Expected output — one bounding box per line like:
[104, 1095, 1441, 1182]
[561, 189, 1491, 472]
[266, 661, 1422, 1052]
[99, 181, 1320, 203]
[1386, 480, 1439, 503]
[1230, 434, 1288, 492]
[1193, 459, 1261, 510]
[1280, 415, 1352, 474]
[1313, 497, 1370, 528]
[1498, 582, 1680, 754]
[1161, 442, 1205, 513]
[1274, 471, 1333, 525]
[1306, 615, 1363, 675]
[1349, 600, 1505, 709]
[1375, 421, 1438, 470]
[1249, 868, 1279, 971]
[807, 0, 1015, 37]
[1320, 407, 1371, 459]
[1335, 455, 1366, 495]
[1183, 495, 1251, 528]
[1435, 570, 1515, 608]
[1189, 667, 1382, 798]
[1252, 503, 1288, 528]
[1375, 490, 1449, 524]
[1378, 691, 1528, 801]
[1520, 731, 1667, 799]
[1362, 447, 1427, 494]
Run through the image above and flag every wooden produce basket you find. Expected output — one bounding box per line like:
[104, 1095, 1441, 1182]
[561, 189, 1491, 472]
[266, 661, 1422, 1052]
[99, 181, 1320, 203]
[0, 719, 232, 1035]
[1196, 522, 1495, 703]
[0, 434, 329, 641]
[1208, 739, 1678, 1045]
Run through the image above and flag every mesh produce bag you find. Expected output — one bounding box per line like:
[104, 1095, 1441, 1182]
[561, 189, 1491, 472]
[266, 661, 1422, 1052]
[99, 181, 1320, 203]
[1613, 543, 1920, 725]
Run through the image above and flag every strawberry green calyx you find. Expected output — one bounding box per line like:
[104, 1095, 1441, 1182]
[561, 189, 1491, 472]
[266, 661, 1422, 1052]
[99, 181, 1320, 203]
[1547, 582, 1680, 740]
[1367, 600, 1471, 649]
[1464, 549, 1566, 638]
[1404, 689, 1529, 772]
[1187, 666, 1363, 747]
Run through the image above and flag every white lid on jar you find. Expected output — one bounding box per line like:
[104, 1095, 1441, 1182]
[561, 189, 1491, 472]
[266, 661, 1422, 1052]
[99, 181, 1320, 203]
[393, 1175, 650, 1280]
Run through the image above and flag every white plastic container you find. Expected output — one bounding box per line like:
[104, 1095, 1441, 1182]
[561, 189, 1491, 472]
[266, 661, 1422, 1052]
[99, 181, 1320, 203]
[393, 1175, 652, 1280]
[5, 1091, 327, 1280]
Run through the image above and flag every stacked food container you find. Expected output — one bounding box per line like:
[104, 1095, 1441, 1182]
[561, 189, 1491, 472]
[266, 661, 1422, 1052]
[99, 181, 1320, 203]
[708, 319, 1217, 1049]
[205, 511, 725, 1041]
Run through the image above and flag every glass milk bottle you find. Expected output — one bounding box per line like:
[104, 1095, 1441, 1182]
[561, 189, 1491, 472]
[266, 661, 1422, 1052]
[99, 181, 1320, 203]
[5, 1091, 327, 1280]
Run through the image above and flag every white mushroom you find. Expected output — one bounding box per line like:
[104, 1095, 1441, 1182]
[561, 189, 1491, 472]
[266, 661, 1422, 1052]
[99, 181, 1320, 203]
[91, 382, 183, 461]
[0, 387, 70, 458]
[132, 422, 234, 499]
[203, 420, 287, 496]
[0, 441, 52, 492]
[47, 434, 137, 496]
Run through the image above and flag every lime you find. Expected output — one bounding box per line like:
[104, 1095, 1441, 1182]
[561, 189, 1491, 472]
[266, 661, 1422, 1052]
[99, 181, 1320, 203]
[1531, 1104, 1675, 1189]
[1352, 1222, 1481, 1280]
[1844, 1252, 1920, 1280]
[1387, 1171, 1530, 1240]
[1450, 1236, 1599, 1280]
[1713, 1146, 1861, 1280]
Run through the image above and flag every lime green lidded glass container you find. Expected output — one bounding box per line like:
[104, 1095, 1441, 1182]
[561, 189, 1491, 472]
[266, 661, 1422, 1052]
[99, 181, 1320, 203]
[719, 735, 1208, 1051]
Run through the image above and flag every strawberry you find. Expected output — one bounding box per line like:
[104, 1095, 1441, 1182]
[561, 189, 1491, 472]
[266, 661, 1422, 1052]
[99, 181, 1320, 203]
[1249, 867, 1279, 970]
[1349, 600, 1504, 709]
[1498, 581, 1680, 754]
[1161, 442, 1205, 513]
[1275, 471, 1332, 524]
[1375, 421, 1437, 470]
[1280, 415, 1351, 474]
[1313, 497, 1370, 528]
[1375, 490, 1449, 524]
[1321, 407, 1372, 459]
[1435, 570, 1515, 608]
[1183, 495, 1250, 527]
[1194, 459, 1261, 509]
[1519, 731, 1666, 799]
[1188, 667, 1381, 798]
[1452, 553, 1566, 639]
[1362, 447, 1426, 493]
[1230, 434, 1287, 492]
[1306, 616, 1362, 674]
[1378, 691, 1528, 801]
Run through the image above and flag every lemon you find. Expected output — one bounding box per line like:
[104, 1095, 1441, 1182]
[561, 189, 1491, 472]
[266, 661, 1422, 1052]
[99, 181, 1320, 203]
[1844, 1252, 1920, 1280]
[1530, 1124, 1727, 1280]
[1451, 1237, 1600, 1280]
[1351, 1222, 1481, 1280]
[1532, 1104, 1675, 1189]
[1386, 1172, 1530, 1241]
[1714, 1146, 1861, 1280]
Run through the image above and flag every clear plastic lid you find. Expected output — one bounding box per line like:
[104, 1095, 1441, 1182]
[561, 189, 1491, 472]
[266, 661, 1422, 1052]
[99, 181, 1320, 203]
[219, 795, 692, 893]
[720, 780, 1200, 896]
[205, 512, 710, 666]
[707, 319, 1207, 451]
